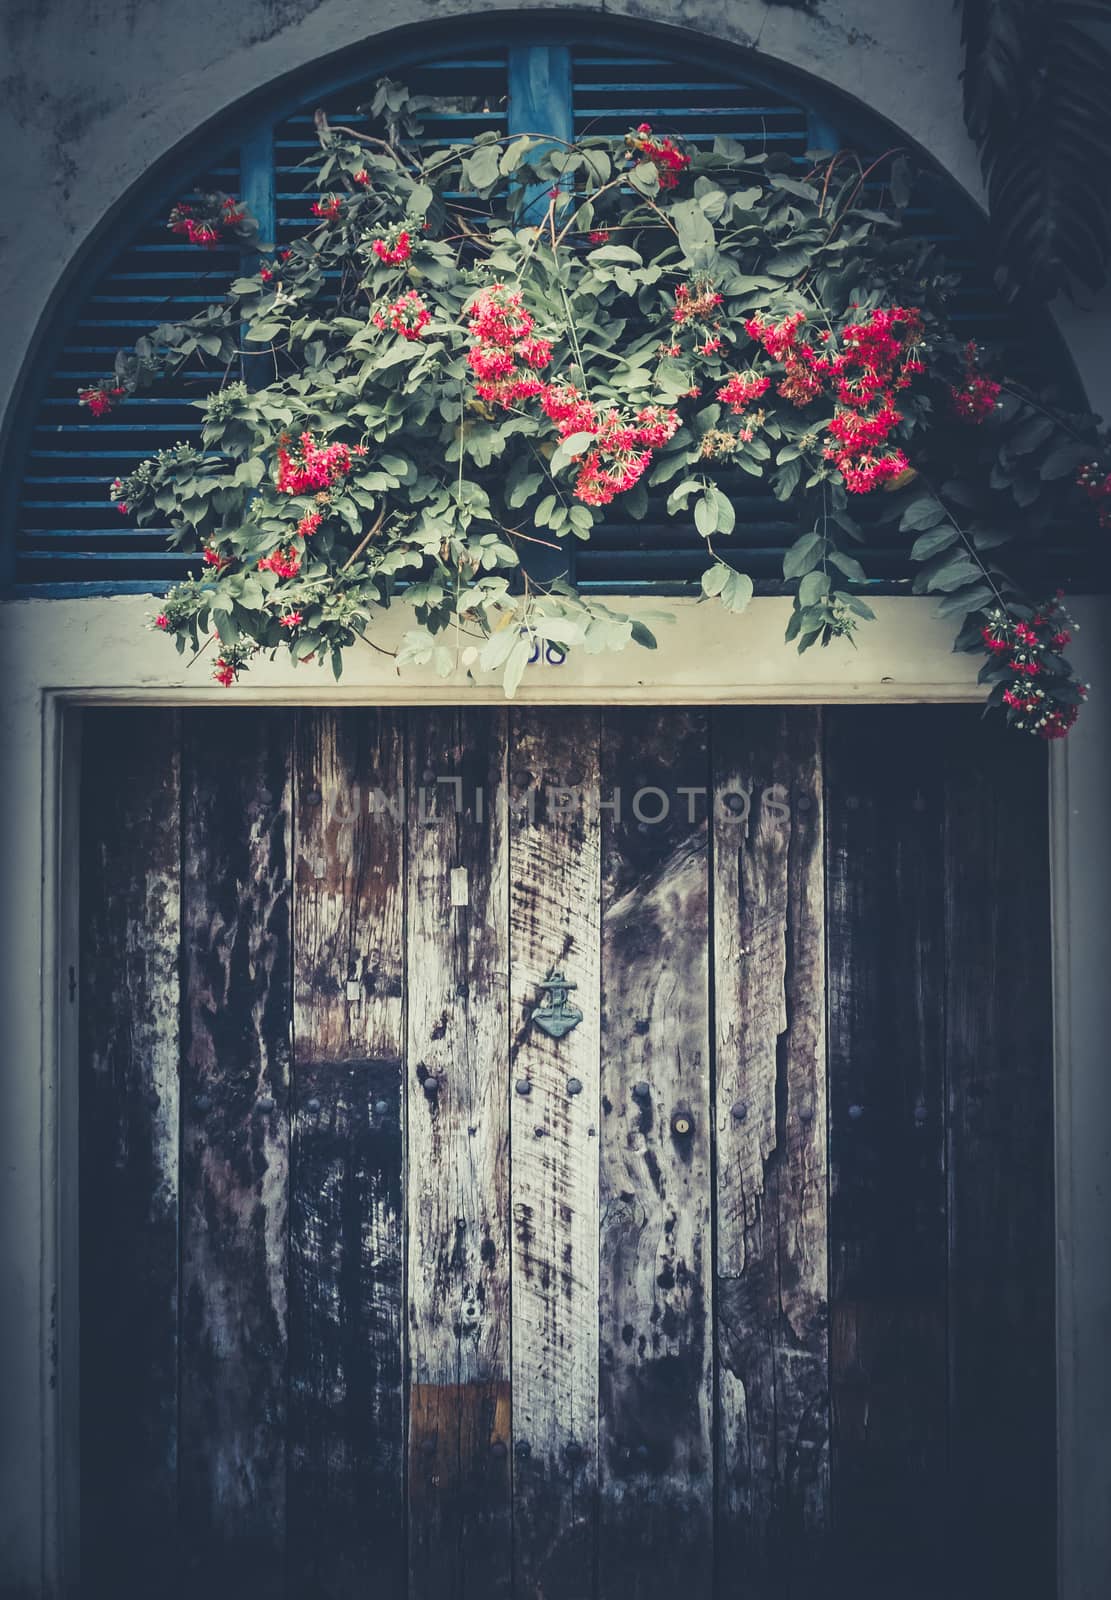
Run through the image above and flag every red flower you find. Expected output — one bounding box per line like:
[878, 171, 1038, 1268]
[372, 288, 431, 341]
[154, 613, 170, 631]
[258, 546, 302, 579]
[311, 196, 343, 221]
[78, 385, 123, 418]
[951, 341, 1001, 423]
[588, 229, 610, 245]
[718, 372, 771, 414]
[213, 658, 236, 687]
[372, 229, 412, 265]
[626, 124, 691, 189]
[673, 281, 724, 327]
[466, 286, 553, 408]
[296, 511, 323, 539]
[353, 170, 371, 187]
[276, 431, 362, 494]
[280, 611, 304, 629]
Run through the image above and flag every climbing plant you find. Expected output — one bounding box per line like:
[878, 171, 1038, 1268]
[91, 79, 1106, 734]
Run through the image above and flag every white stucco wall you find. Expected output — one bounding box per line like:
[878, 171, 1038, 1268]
[0, 3, 1108, 1595]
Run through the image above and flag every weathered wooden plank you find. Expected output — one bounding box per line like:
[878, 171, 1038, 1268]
[712, 707, 828, 1595]
[509, 709, 602, 1600]
[406, 709, 512, 1600]
[598, 709, 714, 1600]
[289, 710, 406, 1596]
[825, 708, 948, 1596]
[179, 710, 292, 1598]
[944, 710, 1056, 1598]
[78, 708, 182, 1593]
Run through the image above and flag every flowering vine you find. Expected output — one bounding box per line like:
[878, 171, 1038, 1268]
[86, 77, 1102, 728]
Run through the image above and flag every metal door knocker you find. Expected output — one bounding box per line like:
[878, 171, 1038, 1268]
[530, 969, 583, 1040]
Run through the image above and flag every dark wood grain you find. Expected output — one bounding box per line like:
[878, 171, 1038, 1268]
[509, 709, 602, 1600]
[598, 708, 714, 1600]
[406, 710, 512, 1600]
[944, 710, 1056, 1600]
[79, 708, 182, 1595]
[179, 710, 292, 1599]
[712, 708, 829, 1597]
[825, 708, 948, 1597]
[289, 711, 406, 1596]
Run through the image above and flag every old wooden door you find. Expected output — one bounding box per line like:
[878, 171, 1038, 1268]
[79, 706, 1055, 1600]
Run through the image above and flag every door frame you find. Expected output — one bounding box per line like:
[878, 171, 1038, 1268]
[1, 589, 1108, 1598]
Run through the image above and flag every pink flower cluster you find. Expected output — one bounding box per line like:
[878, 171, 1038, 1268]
[372, 228, 412, 265]
[258, 546, 302, 579]
[541, 388, 679, 506]
[466, 284, 553, 405]
[372, 289, 431, 341]
[718, 371, 771, 413]
[78, 383, 124, 418]
[736, 306, 926, 493]
[626, 123, 691, 190]
[1077, 461, 1111, 529]
[168, 194, 245, 247]
[951, 341, 1001, 423]
[981, 595, 1086, 738]
[276, 431, 366, 495]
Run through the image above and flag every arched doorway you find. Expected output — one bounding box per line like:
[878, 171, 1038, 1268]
[33, 20, 1064, 1600]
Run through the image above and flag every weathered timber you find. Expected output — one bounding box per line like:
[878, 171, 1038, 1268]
[79, 708, 182, 1594]
[825, 709, 948, 1597]
[598, 709, 714, 1600]
[289, 711, 406, 1596]
[179, 710, 292, 1598]
[509, 709, 602, 1600]
[406, 710, 512, 1600]
[75, 705, 1059, 1600]
[712, 708, 829, 1597]
[944, 710, 1056, 1600]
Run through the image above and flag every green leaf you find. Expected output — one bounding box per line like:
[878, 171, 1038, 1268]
[720, 569, 754, 613]
[503, 636, 532, 698]
[701, 562, 729, 597]
[934, 584, 996, 620]
[694, 495, 717, 539]
[783, 530, 824, 579]
[829, 550, 867, 583]
[463, 143, 501, 191]
[909, 523, 958, 561]
[926, 556, 982, 593]
[899, 496, 947, 532]
[669, 198, 717, 264]
[798, 570, 831, 608]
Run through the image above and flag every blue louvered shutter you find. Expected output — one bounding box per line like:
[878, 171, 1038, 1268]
[9, 35, 1099, 595]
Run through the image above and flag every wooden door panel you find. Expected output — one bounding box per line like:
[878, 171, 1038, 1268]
[597, 707, 714, 1600]
[825, 708, 949, 1595]
[289, 710, 406, 1595]
[508, 708, 603, 1600]
[79, 708, 183, 1595]
[406, 709, 513, 1600]
[77, 705, 1056, 1599]
[179, 710, 293, 1598]
[711, 708, 829, 1596]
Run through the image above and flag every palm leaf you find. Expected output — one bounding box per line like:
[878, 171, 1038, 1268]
[958, 0, 1111, 294]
